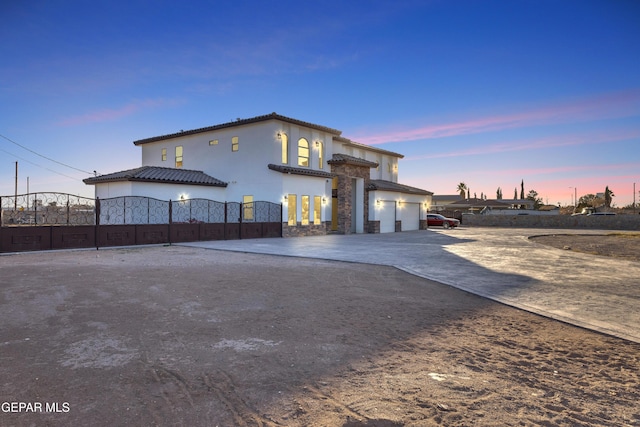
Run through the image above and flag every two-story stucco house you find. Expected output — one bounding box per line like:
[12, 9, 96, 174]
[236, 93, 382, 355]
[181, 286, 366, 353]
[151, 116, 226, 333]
[84, 113, 432, 235]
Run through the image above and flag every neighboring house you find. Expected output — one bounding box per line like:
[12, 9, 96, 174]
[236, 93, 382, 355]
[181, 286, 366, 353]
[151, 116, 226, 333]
[84, 112, 432, 236]
[431, 194, 464, 211]
[445, 198, 536, 213]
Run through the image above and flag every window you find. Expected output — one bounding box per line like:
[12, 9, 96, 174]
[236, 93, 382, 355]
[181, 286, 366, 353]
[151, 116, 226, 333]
[313, 196, 322, 225]
[243, 195, 253, 221]
[281, 133, 288, 164]
[232, 136, 239, 152]
[298, 138, 309, 167]
[387, 162, 392, 173]
[287, 194, 297, 226]
[161, 148, 167, 161]
[317, 141, 324, 169]
[301, 195, 310, 225]
[209, 139, 218, 145]
[175, 146, 183, 168]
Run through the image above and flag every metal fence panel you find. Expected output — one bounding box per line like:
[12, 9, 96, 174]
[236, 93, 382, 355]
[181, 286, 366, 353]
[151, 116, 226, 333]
[100, 196, 169, 225]
[1, 193, 95, 226]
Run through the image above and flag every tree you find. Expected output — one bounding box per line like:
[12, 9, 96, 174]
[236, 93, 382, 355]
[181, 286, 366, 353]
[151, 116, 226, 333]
[496, 187, 502, 199]
[526, 190, 543, 210]
[578, 194, 597, 210]
[456, 182, 468, 199]
[520, 180, 525, 200]
[514, 188, 518, 199]
[604, 186, 615, 208]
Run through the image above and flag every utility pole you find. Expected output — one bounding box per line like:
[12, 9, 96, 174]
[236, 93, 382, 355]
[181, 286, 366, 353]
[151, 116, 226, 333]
[14, 161, 18, 211]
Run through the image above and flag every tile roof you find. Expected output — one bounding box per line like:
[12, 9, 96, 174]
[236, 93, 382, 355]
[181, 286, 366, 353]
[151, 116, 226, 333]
[327, 153, 379, 168]
[333, 136, 404, 158]
[133, 112, 342, 145]
[447, 199, 514, 208]
[83, 166, 227, 187]
[368, 179, 433, 196]
[267, 164, 336, 179]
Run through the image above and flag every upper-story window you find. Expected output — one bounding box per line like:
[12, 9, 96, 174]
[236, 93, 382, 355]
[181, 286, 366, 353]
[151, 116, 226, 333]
[209, 139, 218, 146]
[298, 138, 309, 167]
[161, 148, 167, 161]
[175, 146, 183, 168]
[316, 141, 324, 169]
[281, 133, 288, 164]
[232, 136, 239, 152]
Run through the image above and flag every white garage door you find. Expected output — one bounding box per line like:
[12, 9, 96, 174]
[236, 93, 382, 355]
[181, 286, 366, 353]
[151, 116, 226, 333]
[379, 201, 396, 233]
[401, 203, 420, 231]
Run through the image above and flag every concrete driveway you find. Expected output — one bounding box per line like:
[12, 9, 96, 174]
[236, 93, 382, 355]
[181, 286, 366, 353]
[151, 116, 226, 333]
[181, 227, 640, 343]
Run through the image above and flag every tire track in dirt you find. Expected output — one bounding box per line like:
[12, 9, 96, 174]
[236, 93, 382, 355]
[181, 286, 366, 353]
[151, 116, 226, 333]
[201, 369, 279, 427]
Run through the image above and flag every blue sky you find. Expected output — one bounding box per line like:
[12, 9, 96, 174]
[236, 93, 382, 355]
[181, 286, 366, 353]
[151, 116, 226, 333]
[1, 0, 639, 206]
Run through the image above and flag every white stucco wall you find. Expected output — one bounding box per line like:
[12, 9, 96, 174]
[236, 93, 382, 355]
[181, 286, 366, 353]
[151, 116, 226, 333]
[93, 181, 226, 202]
[139, 119, 337, 205]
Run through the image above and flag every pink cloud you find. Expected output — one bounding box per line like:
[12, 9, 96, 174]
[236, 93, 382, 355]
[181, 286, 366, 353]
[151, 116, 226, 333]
[57, 98, 184, 127]
[480, 162, 640, 178]
[352, 89, 640, 145]
[402, 129, 640, 161]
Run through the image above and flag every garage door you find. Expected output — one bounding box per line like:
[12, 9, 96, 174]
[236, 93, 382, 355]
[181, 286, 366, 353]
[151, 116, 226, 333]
[401, 203, 420, 231]
[379, 201, 396, 233]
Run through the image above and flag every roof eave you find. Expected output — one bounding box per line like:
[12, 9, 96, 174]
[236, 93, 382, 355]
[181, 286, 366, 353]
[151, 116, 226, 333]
[134, 112, 342, 145]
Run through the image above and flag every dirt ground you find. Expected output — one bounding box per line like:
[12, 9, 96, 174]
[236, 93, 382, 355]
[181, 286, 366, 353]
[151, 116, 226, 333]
[1, 240, 639, 427]
[529, 232, 640, 262]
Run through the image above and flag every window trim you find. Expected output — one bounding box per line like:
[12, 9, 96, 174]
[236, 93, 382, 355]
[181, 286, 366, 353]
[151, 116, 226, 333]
[313, 195, 322, 225]
[243, 195, 254, 221]
[161, 148, 167, 161]
[175, 146, 183, 168]
[287, 194, 297, 226]
[301, 195, 310, 226]
[297, 138, 309, 167]
[281, 133, 289, 164]
[317, 141, 324, 169]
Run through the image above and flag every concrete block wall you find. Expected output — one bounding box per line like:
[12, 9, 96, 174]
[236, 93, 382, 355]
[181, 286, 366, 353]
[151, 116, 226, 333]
[462, 214, 640, 230]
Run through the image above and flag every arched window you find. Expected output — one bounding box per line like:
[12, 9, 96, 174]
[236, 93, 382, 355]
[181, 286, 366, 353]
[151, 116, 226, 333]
[281, 133, 288, 164]
[298, 138, 309, 167]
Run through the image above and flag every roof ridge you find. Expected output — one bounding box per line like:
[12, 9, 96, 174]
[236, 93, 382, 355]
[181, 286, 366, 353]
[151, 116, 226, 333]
[133, 113, 342, 145]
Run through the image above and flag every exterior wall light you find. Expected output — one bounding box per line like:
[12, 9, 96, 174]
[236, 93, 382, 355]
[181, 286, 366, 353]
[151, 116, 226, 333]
[277, 132, 282, 140]
[376, 199, 381, 206]
[322, 196, 327, 205]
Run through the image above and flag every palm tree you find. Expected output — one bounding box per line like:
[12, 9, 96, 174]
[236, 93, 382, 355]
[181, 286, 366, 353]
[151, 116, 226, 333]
[456, 182, 468, 199]
[604, 186, 615, 208]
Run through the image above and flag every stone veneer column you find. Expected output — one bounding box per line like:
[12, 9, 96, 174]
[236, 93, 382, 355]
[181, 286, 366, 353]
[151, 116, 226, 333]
[331, 163, 371, 234]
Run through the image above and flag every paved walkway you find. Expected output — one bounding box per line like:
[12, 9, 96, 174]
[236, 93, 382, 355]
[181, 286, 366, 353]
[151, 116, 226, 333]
[180, 228, 640, 343]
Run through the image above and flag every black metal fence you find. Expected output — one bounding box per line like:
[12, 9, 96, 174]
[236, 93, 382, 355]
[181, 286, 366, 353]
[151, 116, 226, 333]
[0, 193, 282, 253]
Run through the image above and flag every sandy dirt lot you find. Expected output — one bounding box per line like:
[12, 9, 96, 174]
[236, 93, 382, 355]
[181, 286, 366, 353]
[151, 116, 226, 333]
[529, 232, 640, 262]
[1, 243, 639, 426]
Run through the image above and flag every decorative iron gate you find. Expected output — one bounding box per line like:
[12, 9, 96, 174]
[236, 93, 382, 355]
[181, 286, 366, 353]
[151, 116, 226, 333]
[0, 194, 282, 253]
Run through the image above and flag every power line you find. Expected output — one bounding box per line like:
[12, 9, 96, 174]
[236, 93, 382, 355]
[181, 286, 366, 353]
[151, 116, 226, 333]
[0, 132, 95, 175]
[0, 146, 81, 181]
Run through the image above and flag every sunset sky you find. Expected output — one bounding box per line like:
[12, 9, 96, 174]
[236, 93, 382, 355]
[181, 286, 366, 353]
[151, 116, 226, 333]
[1, 1, 639, 206]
